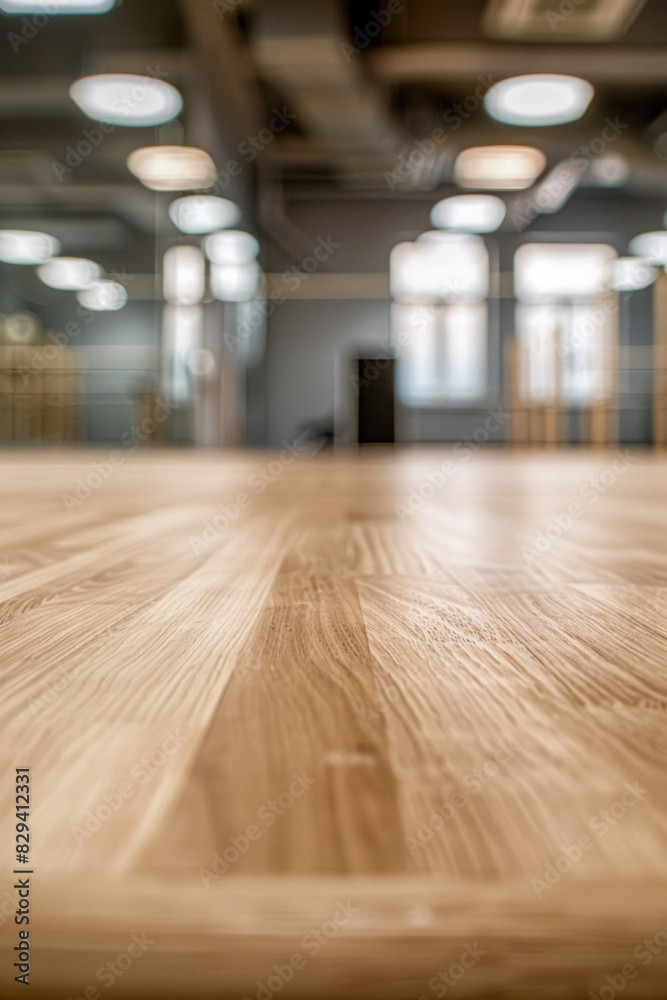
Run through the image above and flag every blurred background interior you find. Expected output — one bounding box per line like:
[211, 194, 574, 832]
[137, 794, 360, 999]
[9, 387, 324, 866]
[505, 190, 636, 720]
[1, 0, 667, 452]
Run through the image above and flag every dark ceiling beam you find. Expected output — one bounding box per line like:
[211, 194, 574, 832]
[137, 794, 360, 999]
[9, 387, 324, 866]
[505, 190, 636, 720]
[177, 0, 265, 151]
[371, 43, 667, 85]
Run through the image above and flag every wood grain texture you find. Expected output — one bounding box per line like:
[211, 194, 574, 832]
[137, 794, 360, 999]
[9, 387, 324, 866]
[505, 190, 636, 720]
[0, 447, 667, 998]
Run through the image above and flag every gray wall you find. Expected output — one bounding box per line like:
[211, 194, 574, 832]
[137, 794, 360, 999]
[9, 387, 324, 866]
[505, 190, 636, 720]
[262, 187, 665, 446]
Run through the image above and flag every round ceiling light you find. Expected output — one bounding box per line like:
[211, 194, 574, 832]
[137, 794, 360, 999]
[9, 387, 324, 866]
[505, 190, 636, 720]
[485, 74, 594, 126]
[70, 74, 182, 127]
[0, 0, 115, 10]
[77, 280, 128, 311]
[203, 230, 260, 265]
[607, 258, 657, 292]
[454, 145, 546, 190]
[37, 257, 102, 291]
[0, 230, 61, 265]
[629, 232, 667, 265]
[430, 194, 506, 233]
[168, 195, 241, 235]
[127, 146, 217, 192]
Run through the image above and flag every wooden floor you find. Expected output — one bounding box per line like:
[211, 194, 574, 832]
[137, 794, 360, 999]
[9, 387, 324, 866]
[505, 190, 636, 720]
[1, 447, 667, 999]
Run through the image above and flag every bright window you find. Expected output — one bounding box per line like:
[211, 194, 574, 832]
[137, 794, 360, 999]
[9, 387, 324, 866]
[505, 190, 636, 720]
[391, 234, 489, 405]
[514, 243, 617, 405]
[393, 303, 488, 404]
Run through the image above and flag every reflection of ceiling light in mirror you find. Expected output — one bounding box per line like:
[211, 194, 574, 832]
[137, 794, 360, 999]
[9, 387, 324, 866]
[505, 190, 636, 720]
[70, 74, 182, 127]
[127, 147, 217, 192]
[629, 232, 667, 265]
[37, 257, 102, 290]
[430, 194, 506, 233]
[455, 145, 546, 190]
[204, 230, 260, 265]
[77, 280, 128, 311]
[607, 257, 657, 292]
[168, 195, 241, 235]
[4, 312, 40, 344]
[390, 237, 489, 303]
[485, 74, 594, 126]
[211, 262, 261, 302]
[163, 246, 206, 306]
[187, 347, 216, 379]
[0, 0, 114, 11]
[0, 230, 60, 264]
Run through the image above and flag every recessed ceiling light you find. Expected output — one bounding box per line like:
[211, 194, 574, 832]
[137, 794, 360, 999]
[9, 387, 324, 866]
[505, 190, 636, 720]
[77, 280, 128, 311]
[455, 145, 546, 190]
[211, 262, 261, 303]
[485, 74, 594, 126]
[0, 229, 60, 265]
[163, 246, 206, 306]
[203, 230, 260, 265]
[483, 0, 647, 42]
[587, 152, 630, 187]
[127, 147, 217, 192]
[629, 232, 667, 265]
[70, 74, 182, 127]
[607, 258, 657, 292]
[390, 238, 488, 303]
[430, 194, 506, 233]
[0, 0, 114, 11]
[168, 195, 241, 235]
[37, 257, 102, 290]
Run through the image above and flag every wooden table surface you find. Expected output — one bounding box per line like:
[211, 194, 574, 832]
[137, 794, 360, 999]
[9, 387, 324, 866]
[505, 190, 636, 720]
[1, 447, 666, 999]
